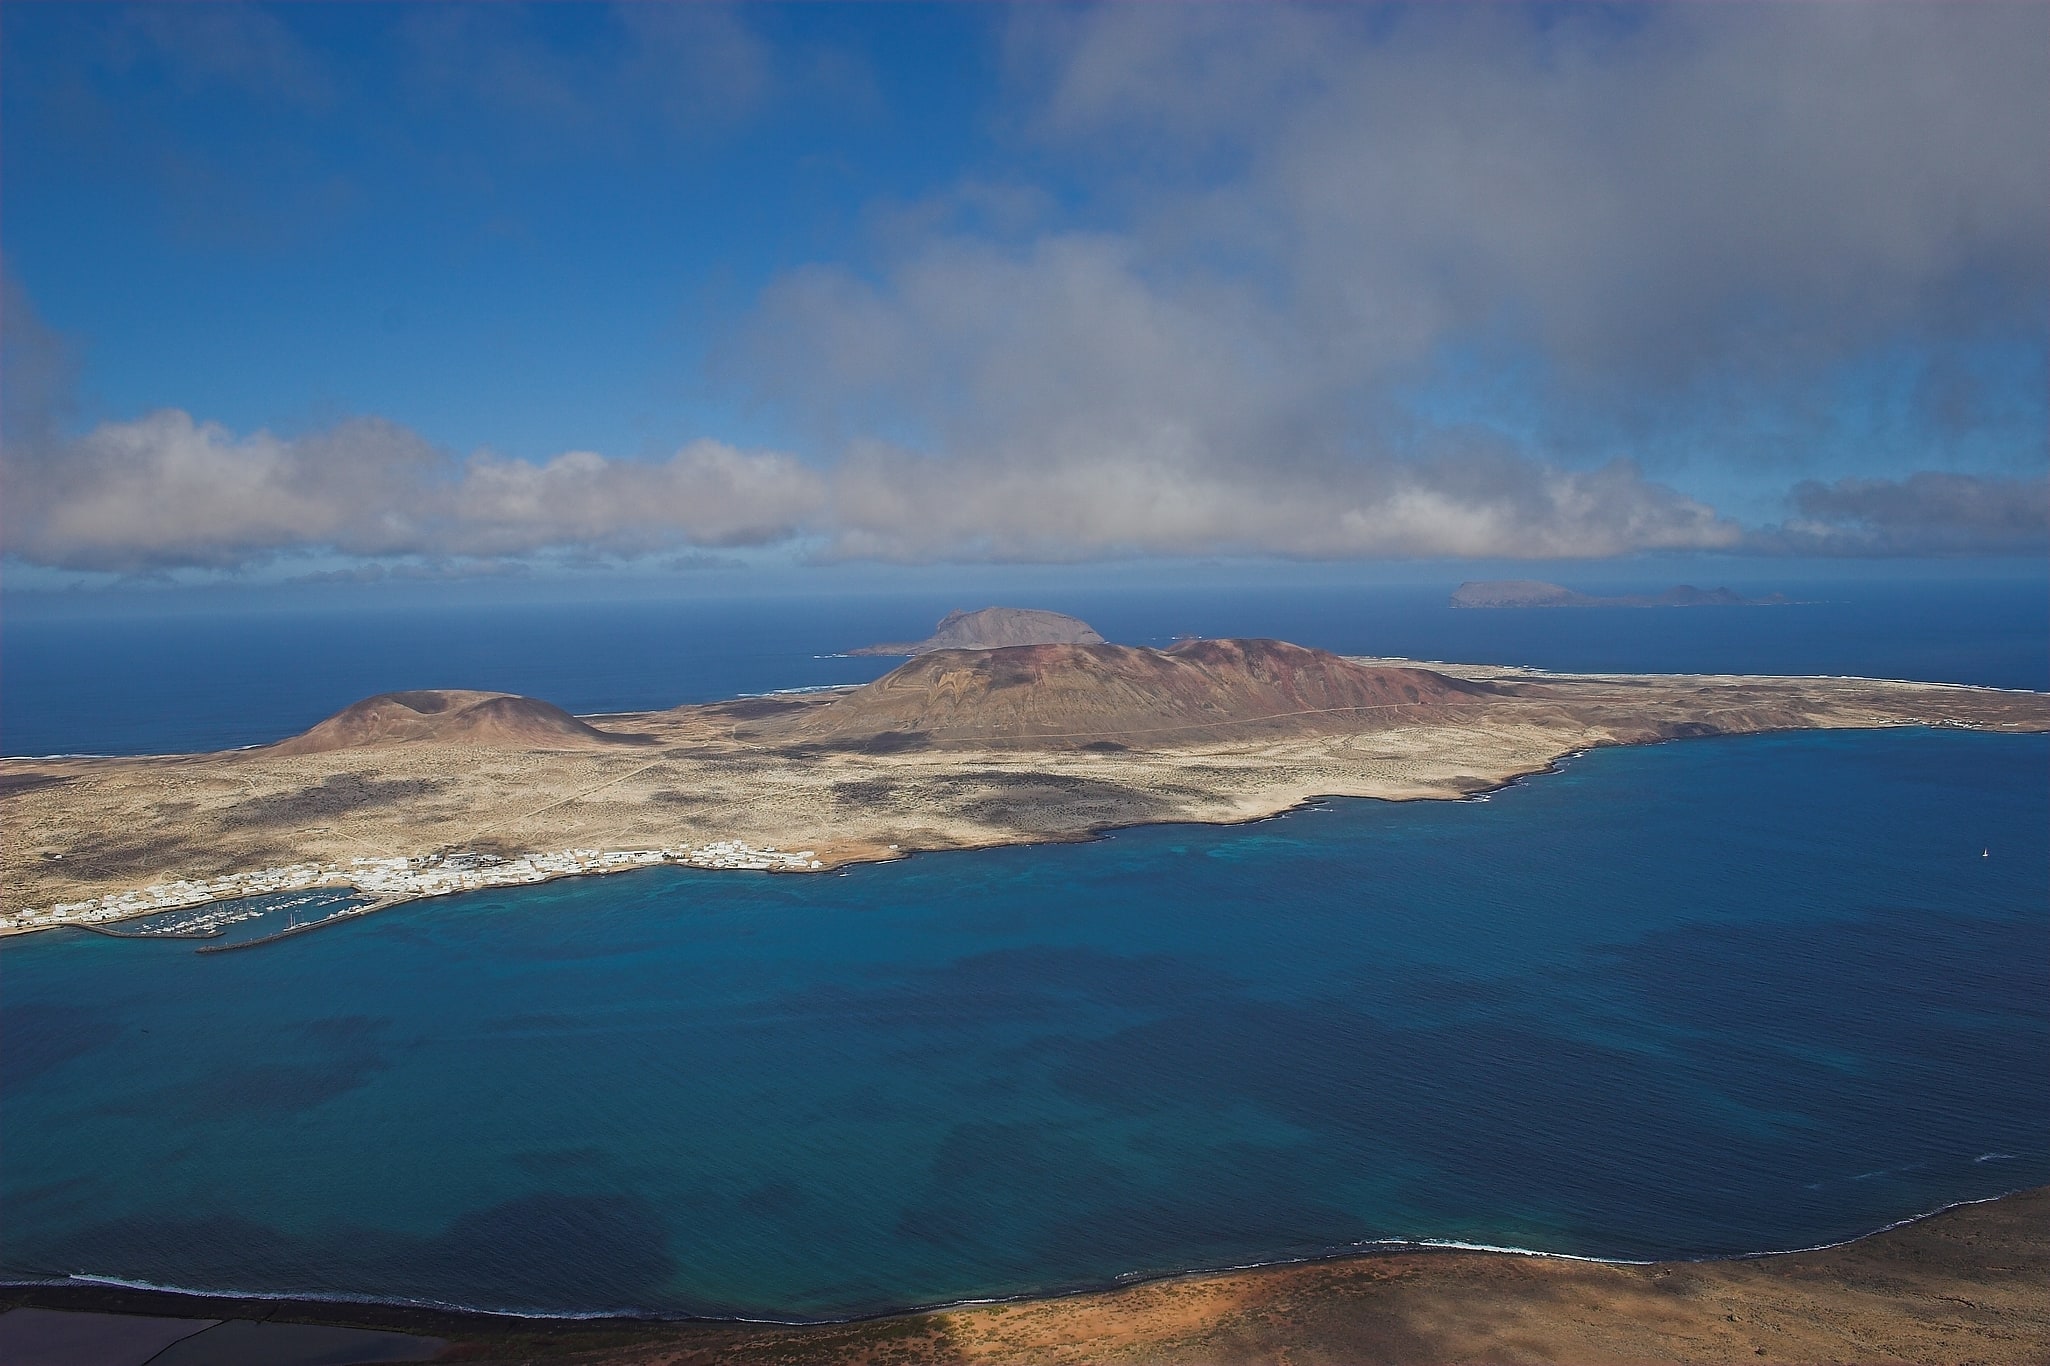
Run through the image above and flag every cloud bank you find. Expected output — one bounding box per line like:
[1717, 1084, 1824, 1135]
[1009, 3, 2046, 380]
[733, 3, 2045, 562]
[3, 409, 822, 574]
[1764, 472, 2050, 556]
[5, 404, 1738, 572]
[6, 4, 2044, 575]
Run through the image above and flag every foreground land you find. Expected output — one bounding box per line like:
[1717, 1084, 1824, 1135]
[5, 648, 2046, 928]
[5, 1186, 2045, 1364]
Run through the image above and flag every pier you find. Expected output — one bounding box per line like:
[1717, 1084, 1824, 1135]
[194, 894, 418, 954]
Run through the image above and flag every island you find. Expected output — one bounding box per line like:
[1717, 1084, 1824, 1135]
[1451, 580, 1792, 608]
[846, 604, 1105, 655]
[3, 637, 2045, 935]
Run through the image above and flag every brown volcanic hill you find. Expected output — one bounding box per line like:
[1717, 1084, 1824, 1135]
[768, 638, 1495, 749]
[848, 606, 1105, 656]
[269, 690, 654, 755]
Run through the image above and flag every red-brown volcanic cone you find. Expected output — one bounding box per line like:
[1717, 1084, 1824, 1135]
[269, 690, 654, 755]
[769, 639, 1494, 748]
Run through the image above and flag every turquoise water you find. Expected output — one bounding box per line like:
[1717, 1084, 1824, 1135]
[3, 729, 2046, 1318]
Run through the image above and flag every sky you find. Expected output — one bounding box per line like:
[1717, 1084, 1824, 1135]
[3, 2, 2046, 596]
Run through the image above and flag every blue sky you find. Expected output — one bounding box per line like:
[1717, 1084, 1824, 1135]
[4, 2, 2045, 591]
[4, 4, 994, 457]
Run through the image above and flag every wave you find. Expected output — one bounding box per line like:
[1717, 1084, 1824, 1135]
[1716, 1189, 2028, 1261]
[1401, 1239, 1656, 1265]
[41, 1273, 667, 1323]
[13, 1186, 2037, 1328]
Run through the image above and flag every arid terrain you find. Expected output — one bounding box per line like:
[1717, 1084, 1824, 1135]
[4, 640, 2046, 922]
[6, 1187, 2045, 1365]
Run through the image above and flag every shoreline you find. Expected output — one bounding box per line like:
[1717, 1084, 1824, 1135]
[5, 1185, 2045, 1363]
[0, 840, 829, 940]
[6, 655, 2045, 935]
[4, 721, 2033, 935]
[1, 720, 2038, 943]
[4, 1183, 2037, 1327]
[0, 733, 1789, 942]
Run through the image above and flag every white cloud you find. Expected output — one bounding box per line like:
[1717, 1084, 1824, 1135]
[1762, 472, 2050, 556]
[1012, 3, 2047, 378]
[724, 4, 2045, 563]
[7, 6, 2042, 575]
[3, 409, 823, 573]
[452, 441, 827, 555]
[825, 435, 1735, 562]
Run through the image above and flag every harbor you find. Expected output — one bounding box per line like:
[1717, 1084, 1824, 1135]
[0, 841, 825, 939]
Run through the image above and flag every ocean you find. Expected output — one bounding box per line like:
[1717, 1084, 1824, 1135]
[1, 580, 2045, 1318]
[3, 578, 2045, 757]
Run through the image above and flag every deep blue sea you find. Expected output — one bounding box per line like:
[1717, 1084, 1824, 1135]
[2, 581, 2046, 1318]
[3, 579, 2045, 757]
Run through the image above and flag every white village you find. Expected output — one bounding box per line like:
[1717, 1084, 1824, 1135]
[0, 841, 824, 937]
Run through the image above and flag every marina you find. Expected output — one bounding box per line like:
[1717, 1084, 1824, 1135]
[1, 841, 825, 939]
[195, 893, 415, 953]
[82, 891, 364, 940]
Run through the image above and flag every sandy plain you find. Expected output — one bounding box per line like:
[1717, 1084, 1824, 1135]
[4, 657, 2046, 924]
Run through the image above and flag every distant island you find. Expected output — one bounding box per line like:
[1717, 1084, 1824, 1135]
[848, 605, 1104, 655]
[5, 635, 2046, 936]
[1451, 580, 1792, 609]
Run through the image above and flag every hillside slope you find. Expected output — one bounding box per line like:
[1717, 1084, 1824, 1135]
[772, 638, 1493, 748]
[270, 690, 653, 755]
